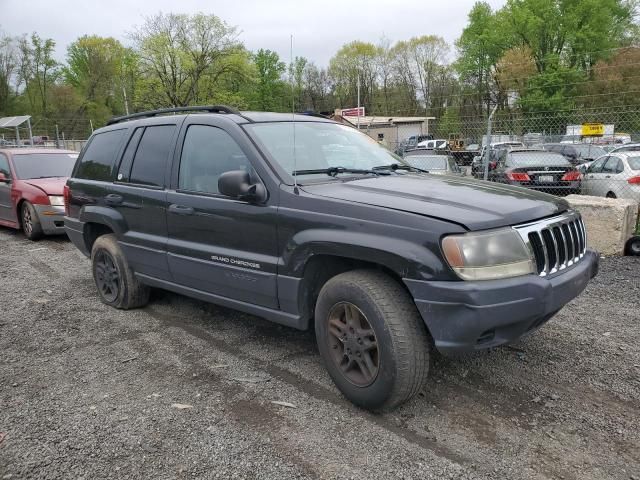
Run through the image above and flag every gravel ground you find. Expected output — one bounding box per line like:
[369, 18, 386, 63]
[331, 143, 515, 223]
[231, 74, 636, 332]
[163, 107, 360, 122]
[0, 229, 638, 480]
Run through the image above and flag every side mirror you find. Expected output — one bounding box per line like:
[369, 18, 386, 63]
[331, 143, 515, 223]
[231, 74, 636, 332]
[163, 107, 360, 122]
[218, 170, 267, 203]
[0, 172, 10, 183]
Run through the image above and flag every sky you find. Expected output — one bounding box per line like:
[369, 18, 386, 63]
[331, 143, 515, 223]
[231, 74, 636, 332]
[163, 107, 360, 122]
[1, 0, 507, 66]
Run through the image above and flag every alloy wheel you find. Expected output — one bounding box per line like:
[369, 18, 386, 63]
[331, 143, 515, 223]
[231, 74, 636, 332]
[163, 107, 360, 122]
[94, 250, 120, 303]
[326, 302, 379, 387]
[22, 206, 32, 236]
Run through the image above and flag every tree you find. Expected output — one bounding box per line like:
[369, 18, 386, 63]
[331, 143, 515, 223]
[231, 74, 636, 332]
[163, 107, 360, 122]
[130, 12, 242, 107]
[289, 56, 307, 110]
[407, 35, 450, 113]
[302, 62, 332, 112]
[329, 41, 378, 112]
[502, 0, 637, 73]
[64, 36, 129, 123]
[0, 32, 17, 114]
[253, 49, 286, 111]
[17, 33, 59, 116]
[455, 2, 506, 115]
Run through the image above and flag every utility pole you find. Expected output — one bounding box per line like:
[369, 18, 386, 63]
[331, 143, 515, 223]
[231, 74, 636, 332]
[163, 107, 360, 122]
[55, 124, 60, 149]
[483, 105, 499, 181]
[357, 72, 361, 130]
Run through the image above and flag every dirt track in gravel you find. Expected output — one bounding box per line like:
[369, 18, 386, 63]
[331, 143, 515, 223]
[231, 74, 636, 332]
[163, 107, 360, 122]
[0, 229, 638, 479]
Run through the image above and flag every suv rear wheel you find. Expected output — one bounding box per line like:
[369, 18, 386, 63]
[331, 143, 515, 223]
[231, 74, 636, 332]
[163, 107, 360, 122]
[315, 270, 430, 411]
[91, 234, 150, 309]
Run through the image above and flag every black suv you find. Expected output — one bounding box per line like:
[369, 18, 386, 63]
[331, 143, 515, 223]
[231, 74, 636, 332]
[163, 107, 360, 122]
[64, 106, 599, 411]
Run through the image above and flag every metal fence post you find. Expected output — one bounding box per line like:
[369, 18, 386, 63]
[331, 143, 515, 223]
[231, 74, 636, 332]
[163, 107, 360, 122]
[55, 124, 60, 149]
[483, 105, 498, 181]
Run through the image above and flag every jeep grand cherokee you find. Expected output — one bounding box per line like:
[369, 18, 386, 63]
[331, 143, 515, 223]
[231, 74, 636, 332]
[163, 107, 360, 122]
[64, 106, 599, 411]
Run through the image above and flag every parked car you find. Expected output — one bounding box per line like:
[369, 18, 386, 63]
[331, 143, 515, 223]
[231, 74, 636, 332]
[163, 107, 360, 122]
[471, 142, 525, 178]
[64, 106, 598, 411]
[416, 138, 447, 150]
[395, 134, 433, 156]
[609, 143, 640, 154]
[581, 153, 640, 201]
[543, 143, 606, 166]
[489, 149, 581, 195]
[0, 148, 78, 239]
[402, 150, 465, 177]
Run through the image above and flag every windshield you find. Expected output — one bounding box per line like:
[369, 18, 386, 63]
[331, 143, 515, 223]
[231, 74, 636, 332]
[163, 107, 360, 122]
[246, 122, 404, 180]
[573, 145, 606, 158]
[509, 152, 570, 167]
[403, 155, 447, 170]
[628, 157, 640, 170]
[12, 153, 78, 180]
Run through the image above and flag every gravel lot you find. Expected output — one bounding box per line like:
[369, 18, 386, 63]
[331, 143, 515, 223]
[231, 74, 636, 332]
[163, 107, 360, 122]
[0, 229, 638, 480]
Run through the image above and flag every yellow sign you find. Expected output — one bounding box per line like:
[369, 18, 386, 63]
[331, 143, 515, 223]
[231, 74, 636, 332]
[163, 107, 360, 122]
[581, 123, 605, 137]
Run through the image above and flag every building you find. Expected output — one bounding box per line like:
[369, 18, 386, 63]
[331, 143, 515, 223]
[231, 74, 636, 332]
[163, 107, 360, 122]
[331, 111, 436, 149]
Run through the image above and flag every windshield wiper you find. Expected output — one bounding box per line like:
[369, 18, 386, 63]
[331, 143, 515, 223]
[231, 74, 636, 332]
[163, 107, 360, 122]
[373, 163, 429, 174]
[292, 166, 390, 177]
[30, 176, 64, 179]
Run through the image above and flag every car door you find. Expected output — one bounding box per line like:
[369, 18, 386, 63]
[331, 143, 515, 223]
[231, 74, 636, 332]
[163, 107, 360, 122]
[0, 152, 14, 223]
[166, 118, 279, 309]
[583, 156, 608, 196]
[601, 155, 625, 197]
[110, 120, 182, 281]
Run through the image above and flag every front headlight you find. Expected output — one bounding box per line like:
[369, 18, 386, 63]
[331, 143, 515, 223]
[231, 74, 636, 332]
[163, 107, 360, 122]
[48, 195, 64, 206]
[441, 228, 535, 281]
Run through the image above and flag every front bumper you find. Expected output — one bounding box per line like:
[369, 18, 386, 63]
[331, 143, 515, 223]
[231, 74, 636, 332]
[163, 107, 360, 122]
[404, 249, 599, 356]
[34, 204, 66, 235]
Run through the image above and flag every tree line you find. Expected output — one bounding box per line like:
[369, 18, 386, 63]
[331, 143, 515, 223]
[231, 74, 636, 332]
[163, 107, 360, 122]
[0, 0, 639, 139]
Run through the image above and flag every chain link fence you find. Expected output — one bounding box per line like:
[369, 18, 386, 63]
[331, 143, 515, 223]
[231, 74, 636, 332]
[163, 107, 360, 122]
[0, 117, 91, 152]
[371, 108, 640, 203]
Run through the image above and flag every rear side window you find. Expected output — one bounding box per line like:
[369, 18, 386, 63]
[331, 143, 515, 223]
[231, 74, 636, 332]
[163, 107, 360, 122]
[75, 129, 126, 181]
[128, 125, 176, 187]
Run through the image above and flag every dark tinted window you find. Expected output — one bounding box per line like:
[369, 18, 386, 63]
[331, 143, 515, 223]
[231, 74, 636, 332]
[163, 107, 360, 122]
[588, 157, 607, 173]
[0, 153, 10, 177]
[603, 157, 623, 174]
[508, 152, 570, 167]
[12, 153, 79, 179]
[75, 129, 126, 181]
[179, 125, 250, 195]
[128, 125, 176, 187]
[117, 128, 144, 182]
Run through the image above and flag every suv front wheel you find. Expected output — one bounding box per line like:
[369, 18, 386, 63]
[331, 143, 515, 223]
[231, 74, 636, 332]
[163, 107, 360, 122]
[91, 234, 150, 309]
[315, 270, 431, 411]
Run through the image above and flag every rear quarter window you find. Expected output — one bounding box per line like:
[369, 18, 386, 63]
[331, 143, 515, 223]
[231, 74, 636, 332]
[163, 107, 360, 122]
[75, 129, 127, 181]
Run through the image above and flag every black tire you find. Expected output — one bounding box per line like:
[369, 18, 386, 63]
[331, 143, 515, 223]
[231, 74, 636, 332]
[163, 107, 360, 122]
[606, 192, 617, 199]
[21, 201, 43, 240]
[315, 270, 431, 411]
[625, 236, 640, 256]
[91, 234, 150, 309]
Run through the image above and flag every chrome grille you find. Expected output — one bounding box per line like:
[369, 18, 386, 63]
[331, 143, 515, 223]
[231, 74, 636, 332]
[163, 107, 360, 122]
[514, 211, 587, 277]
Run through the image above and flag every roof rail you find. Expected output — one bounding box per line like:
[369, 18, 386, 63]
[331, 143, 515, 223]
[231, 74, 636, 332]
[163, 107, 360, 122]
[106, 105, 240, 126]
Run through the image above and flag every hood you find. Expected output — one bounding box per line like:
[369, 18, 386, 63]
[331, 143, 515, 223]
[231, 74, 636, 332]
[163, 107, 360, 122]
[301, 174, 569, 231]
[23, 177, 67, 196]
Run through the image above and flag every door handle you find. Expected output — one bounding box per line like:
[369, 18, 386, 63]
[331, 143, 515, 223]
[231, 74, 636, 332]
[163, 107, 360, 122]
[104, 194, 123, 206]
[605, 175, 611, 178]
[169, 204, 194, 215]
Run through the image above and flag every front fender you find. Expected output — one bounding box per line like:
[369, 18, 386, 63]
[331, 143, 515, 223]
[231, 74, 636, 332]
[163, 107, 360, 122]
[282, 228, 447, 280]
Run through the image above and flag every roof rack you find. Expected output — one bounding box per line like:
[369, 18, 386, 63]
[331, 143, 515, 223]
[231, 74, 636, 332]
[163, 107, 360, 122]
[106, 105, 240, 126]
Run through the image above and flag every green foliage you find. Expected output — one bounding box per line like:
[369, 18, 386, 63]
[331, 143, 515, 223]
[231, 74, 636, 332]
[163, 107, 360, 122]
[252, 49, 286, 111]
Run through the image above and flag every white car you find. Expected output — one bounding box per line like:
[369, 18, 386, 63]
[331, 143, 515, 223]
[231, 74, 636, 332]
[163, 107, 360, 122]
[417, 139, 447, 150]
[581, 153, 640, 201]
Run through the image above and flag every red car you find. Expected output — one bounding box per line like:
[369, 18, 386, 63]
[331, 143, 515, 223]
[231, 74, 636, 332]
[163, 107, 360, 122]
[0, 148, 78, 240]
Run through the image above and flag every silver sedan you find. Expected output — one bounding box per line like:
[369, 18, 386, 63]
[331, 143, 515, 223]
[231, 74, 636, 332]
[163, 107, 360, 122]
[581, 153, 640, 201]
[402, 153, 466, 177]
